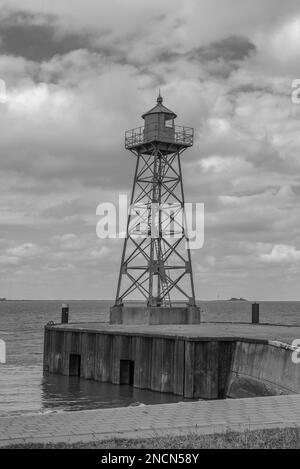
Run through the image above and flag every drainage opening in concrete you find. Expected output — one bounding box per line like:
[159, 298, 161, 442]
[69, 354, 81, 376]
[120, 360, 134, 385]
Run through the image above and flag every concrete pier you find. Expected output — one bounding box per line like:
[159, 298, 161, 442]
[43, 322, 300, 400]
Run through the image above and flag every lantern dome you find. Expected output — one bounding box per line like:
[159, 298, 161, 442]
[142, 92, 177, 120]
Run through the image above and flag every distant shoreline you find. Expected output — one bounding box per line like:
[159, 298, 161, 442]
[228, 297, 248, 302]
[1, 299, 300, 303]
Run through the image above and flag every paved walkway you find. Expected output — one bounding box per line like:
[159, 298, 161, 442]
[0, 395, 300, 447]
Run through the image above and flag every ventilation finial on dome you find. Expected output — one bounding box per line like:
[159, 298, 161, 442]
[157, 89, 163, 104]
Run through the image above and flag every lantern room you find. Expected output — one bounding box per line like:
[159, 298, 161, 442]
[124, 92, 194, 151]
[142, 92, 177, 143]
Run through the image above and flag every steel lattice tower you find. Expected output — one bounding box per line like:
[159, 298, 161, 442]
[114, 93, 197, 310]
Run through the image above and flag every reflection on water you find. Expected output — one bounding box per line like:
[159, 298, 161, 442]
[41, 373, 189, 412]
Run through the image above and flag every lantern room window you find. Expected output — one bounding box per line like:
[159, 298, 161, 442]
[165, 116, 174, 128]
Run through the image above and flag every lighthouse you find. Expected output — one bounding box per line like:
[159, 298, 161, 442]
[110, 93, 200, 324]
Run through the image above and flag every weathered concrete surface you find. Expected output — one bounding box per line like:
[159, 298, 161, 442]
[44, 322, 300, 400]
[44, 329, 233, 398]
[227, 341, 300, 398]
[109, 306, 201, 325]
[46, 322, 300, 344]
[1, 395, 300, 447]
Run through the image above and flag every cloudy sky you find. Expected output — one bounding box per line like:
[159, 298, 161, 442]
[0, 0, 300, 300]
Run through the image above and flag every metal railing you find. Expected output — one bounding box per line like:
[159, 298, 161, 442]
[125, 123, 194, 149]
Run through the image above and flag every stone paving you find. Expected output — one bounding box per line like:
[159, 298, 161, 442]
[0, 395, 300, 447]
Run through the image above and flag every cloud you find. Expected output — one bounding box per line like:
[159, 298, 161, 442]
[191, 35, 256, 67]
[0, 10, 94, 61]
[51, 233, 83, 251]
[260, 244, 300, 263]
[7, 242, 41, 257]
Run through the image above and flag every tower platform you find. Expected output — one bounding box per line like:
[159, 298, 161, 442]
[109, 305, 201, 325]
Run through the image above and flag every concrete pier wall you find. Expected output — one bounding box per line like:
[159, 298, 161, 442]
[227, 341, 300, 398]
[44, 328, 234, 399]
[43, 327, 300, 400]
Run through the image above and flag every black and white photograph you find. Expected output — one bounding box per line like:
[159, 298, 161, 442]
[0, 0, 300, 454]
